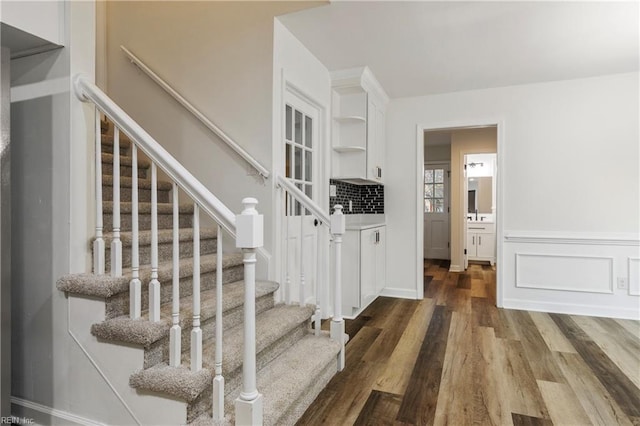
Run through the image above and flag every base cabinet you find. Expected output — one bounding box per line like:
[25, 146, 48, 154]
[467, 223, 495, 265]
[342, 225, 386, 318]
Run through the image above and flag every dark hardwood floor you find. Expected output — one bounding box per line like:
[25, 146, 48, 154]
[297, 260, 640, 425]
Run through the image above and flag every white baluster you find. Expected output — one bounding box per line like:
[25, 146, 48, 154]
[212, 224, 224, 420]
[110, 127, 123, 276]
[285, 192, 291, 305]
[234, 198, 263, 425]
[94, 110, 105, 275]
[330, 205, 346, 371]
[149, 162, 160, 322]
[170, 183, 181, 367]
[299, 206, 305, 307]
[129, 144, 141, 319]
[191, 203, 202, 372]
[314, 221, 322, 336]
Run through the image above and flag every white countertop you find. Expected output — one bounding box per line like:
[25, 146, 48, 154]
[345, 214, 386, 230]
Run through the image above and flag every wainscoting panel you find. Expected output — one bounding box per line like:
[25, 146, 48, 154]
[503, 232, 640, 319]
[629, 257, 640, 296]
[515, 253, 613, 294]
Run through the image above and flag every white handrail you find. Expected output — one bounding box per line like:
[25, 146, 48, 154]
[276, 175, 330, 226]
[120, 46, 270, 180]
[74, 75, 237, 237]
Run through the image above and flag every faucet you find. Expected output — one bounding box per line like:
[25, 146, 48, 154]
[475, 209, 478, 221]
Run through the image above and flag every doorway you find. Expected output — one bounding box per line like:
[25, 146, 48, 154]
[417, 123, 503, 308]
[282, 89, 321, 305]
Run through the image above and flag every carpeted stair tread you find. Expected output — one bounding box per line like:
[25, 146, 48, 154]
[103, 174, 173, 191]
[192, 332, 341, 426]
[132, 363, 212, 404]
[91, 280, 279, 347]
[255, 333, 341, 426]
[102, 227, 218, 246]
[129, 304, 314, 402]
[198, 304, 315, 375]
[101, 152, 152, 170]
[57, 252, 243, 299]
[103, 201, 194, 215]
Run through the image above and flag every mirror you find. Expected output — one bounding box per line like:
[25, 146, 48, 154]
[468, 176, 492, 214]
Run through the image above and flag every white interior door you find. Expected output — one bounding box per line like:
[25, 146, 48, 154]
[283, 92, 320, 305]
[423, 163, 450, 260]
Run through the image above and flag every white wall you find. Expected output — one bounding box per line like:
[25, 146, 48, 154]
[386, 72, 640, 318]
[9, 0, 100, 421]
[272, 19, 331, 307]
[106, 2, 324, 277]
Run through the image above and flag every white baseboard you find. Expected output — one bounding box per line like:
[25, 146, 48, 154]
[502, 298, 640, 320]
[379, 287, 419, 300]
[11, 397, 105, 426]
[449, 264, 463, 272]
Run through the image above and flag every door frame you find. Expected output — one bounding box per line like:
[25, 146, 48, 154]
[415, 120, 505, 307]
[423, 161, 451, 260]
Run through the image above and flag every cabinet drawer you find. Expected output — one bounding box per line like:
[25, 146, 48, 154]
[467, 223, 495, 234]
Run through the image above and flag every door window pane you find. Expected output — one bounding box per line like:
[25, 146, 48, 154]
[434, 183, 444, 198]
[285, 144, 291, 178]
[286, 105, 292, 141]
[305, 150, 312, 182]
[305, 116, 313, 148]
[435, 199, 444, 212]
[425, 184, 433, 198]
[425, 199, 432, 213]
[425, 169, 434, 183]
[295, 110, 302, 144]
[295, 147, 302, 180]
[435, 169, 444, 183]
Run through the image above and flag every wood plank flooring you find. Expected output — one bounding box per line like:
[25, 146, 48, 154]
[297, 260, 640, 426]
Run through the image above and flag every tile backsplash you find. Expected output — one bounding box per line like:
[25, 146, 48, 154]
[329, 179, 384, 214]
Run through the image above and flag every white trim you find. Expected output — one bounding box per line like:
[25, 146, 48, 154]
[11, 77, 69, 103]
[416, 118, 505, 307]
[515, 253, 614, 294]
[504, 231, 640, 246]
[11, 397, 106, 426]
[415, 125, 424, 299]
[379, 287, 419, 300]
[449, 264, 463, 273]
[502, 298, 640, 321]
[629, 257, 640, 296]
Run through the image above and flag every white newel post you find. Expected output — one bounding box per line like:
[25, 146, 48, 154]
[235, 198, 264, 426]
[330, 205, 346, 372]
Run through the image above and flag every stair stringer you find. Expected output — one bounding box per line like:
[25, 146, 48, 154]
[67, 294, 188, 425]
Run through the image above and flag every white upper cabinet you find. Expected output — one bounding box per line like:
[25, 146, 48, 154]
[331, 67, 388, 184]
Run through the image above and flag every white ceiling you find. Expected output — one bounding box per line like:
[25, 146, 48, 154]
[279, 1, 640, 98]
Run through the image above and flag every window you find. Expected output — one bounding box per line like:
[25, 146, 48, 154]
[424, 168, 445, 213]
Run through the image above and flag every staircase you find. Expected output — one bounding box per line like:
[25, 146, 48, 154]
[57, 103, 343, 424]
